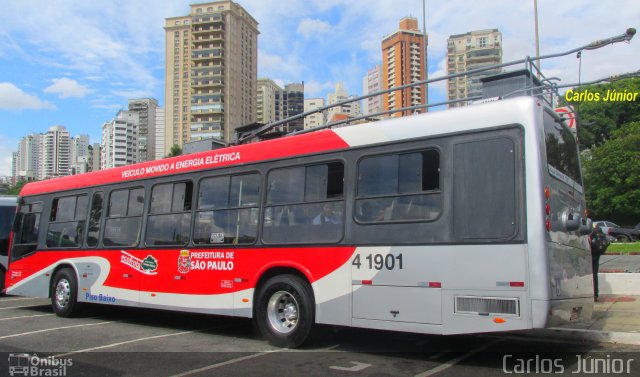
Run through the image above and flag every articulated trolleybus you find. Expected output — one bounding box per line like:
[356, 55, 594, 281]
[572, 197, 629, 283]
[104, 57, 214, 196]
[5, 96, 593, 347]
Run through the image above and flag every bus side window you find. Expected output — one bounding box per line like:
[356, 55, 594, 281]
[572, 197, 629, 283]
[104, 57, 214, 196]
[103, 187, 145, 247]
[355, 150, 441, 224]
[11, 203, 42, 260]
[262, 162, 344, 244]
[86, 192, 104, 247]
[46, 195, 88, 248]
[194, 173, 260, 245]
[145, 182, 193, 246]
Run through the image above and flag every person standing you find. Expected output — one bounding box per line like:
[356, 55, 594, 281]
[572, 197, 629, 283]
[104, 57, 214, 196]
[590, 225, 609, 301]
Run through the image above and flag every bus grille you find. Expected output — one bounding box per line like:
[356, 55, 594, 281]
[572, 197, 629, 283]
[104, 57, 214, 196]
[455, 296, 519, 316]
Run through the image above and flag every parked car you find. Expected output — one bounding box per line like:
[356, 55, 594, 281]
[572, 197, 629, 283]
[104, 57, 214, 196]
[593, 221, 640, 242]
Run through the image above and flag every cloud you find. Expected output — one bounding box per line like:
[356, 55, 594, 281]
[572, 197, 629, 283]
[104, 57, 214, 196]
[44, 78, 90, 99]
[0, 83, 55, 110]
[304, 80, 335, 97]
[297, 18, 332, 39]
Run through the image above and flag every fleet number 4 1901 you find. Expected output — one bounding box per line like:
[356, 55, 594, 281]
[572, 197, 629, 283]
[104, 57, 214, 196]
[352, 253, 403, 270]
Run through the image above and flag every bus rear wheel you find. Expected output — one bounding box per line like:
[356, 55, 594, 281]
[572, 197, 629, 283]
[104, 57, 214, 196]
[255, 274, 314, 348]
[51, 268, 80, 317]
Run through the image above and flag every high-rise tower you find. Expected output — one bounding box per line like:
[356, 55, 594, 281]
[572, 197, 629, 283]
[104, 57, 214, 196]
[381, 17, 427, 117]
[164, 1, 258, 151]
[447, 29, 502, 107]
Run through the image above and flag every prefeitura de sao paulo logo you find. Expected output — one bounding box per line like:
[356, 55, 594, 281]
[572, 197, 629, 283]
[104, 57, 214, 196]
[178, 250, 190, 274]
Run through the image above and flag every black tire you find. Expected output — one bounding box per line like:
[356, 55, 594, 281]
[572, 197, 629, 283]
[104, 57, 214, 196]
[255, 274, 314, 348]
[616, 235, 630, 243]
[51, 268, 80, 317]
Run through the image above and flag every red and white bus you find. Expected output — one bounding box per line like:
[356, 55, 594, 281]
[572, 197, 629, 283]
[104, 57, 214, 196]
[4, 96, 594, 347]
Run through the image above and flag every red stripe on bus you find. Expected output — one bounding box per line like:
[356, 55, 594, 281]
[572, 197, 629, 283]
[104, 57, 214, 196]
[7, 246, 356, 295]
[19, 130, 350, 197]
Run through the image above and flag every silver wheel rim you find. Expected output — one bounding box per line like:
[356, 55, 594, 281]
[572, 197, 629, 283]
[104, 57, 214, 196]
[267, 290, 299, 334]
[55, 278, 71, 309]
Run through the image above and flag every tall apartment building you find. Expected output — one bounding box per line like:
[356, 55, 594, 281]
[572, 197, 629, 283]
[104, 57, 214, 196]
[327, 82, 361, 122]
[381, 17, 427, 117]
[128, 98, 163, 162]
[15, 134, 41, 181]
[164, 1, 259, 150]
[41, 126, 71, 180]
[101, 111, 139, 169]
[362, 65, 383, 116]
[70, 134, 90, 175]
[155, 108, 165, 160]
[447, 29, 502, 107]
[275, 83, 304, 132]
[257, 78, 281, 124]
[90, 143, 101, 172]
[257, 80, 304, 132]
[304, 98, 326, 130]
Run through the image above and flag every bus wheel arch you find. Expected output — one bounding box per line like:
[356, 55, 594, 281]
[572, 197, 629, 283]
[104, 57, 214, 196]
[50, 265, 80, 317]
[253, 267, 316, 348]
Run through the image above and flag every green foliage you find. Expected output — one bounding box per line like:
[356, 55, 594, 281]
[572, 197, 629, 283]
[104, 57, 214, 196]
[583, 122, 640, 224]
[564, 77, 640, 150]
[167, 144, 183, 157]
[7, 180, 28, 195]
[606, 242, 640, 254]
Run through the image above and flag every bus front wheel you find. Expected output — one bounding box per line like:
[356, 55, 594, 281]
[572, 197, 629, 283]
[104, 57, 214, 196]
[51, 268, 79, 317]
[255, 274, 314, 348]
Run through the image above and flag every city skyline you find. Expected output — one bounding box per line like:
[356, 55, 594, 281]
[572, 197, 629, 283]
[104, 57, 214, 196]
[1, 0, 639, 176]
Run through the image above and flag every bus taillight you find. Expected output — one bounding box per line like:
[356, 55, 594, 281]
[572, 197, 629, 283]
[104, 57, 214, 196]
[544, 186, 551, 232]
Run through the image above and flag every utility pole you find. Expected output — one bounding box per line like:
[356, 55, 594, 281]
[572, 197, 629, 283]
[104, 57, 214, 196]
[422, 0, 428, 111]
[534, 0, 541, 78]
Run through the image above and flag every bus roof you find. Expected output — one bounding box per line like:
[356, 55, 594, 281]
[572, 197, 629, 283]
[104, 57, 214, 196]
[20, 96, 541, 198]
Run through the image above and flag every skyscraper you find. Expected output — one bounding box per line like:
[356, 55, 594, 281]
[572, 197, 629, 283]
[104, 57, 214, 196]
[304, 98, 326, 130]
[257, 78, 281, 125]
[447, 29, 502, 107]
[101, 111, 139, 169]
[164, 1, 259, 151]
[362, 65, 383, 116]
[275, 83, 304, 132]
[41, 126, 70, 179]
[327, 82, 361, 123]
[381, 17, 427, 117]
[128, 98, 162, 162]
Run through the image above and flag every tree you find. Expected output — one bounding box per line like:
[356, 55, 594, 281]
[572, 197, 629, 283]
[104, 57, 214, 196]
[565, 78, 640, 150]
[7, 180, 28, 195]
[167, 144, 182, 157]
[583, 122, 640, 224]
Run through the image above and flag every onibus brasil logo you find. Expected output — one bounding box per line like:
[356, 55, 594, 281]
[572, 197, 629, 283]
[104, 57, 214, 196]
[120, 250, 158, 275]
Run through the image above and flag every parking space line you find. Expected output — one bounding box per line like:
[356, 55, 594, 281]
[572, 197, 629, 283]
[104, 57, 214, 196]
[170, 350, 282, 377]
[53, 325, 230, 358]
[0, 321, 117, 340]
[414, 339, 503, 377]
[0, 313, 55, 321]
[0, 297, 45, 302]
[0, 304, 50, 310]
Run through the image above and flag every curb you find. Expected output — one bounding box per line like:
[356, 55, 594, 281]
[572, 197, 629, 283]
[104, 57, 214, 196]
[599, 273, 640, 295]
[521, 328, 640, 346]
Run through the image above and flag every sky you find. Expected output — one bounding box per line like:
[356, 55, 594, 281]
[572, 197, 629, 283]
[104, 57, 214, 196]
[0, 0, 638, 176]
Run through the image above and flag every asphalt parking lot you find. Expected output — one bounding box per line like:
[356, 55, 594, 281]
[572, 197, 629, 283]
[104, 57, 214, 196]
[1, 296, 639, 376]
